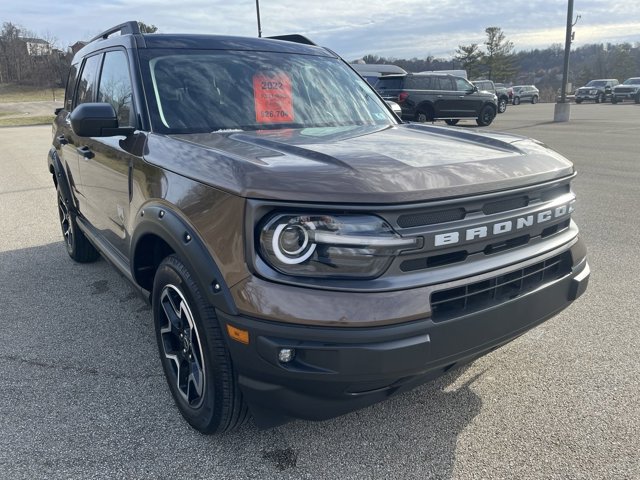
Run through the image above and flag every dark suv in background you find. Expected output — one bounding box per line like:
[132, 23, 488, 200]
[575, 79, 618, 103]
[375, 73, 498, 126]
[472, 80, 509, 113]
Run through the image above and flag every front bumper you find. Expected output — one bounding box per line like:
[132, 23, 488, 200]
[576, 92, 602, 100]
[220, 245, 589, 428]
[613, 92, 637, 100]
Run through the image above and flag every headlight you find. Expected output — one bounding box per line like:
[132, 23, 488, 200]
[259, 213, 419, 278]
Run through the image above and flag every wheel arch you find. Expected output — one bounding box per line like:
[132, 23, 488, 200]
[130, 204, 238, 315]
[48, 148, 75, 211]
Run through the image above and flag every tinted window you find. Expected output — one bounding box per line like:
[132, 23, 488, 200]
[405, 76, 431, 89]
[75, 54, 102, 107]
[98, 50, 135, 127]
[454, 77, 473, 92]
[64, 64, 78, 111]
[434, 77, 454, 91]
[142, 50, 395, 133]
[376, 77, 404, 90]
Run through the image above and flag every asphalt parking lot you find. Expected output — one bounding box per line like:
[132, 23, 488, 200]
[1, 103, 638, 479]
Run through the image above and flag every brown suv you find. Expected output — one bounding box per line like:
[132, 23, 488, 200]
[49, 22, 590, 433]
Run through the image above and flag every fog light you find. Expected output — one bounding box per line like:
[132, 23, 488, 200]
[278, 348, 295, 363]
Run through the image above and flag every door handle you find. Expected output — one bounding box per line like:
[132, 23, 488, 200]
[57, 135, 68, 145]
[77, 146, 94, 159]
[458, 95, 465, 98]
[437, 95, 443, 98]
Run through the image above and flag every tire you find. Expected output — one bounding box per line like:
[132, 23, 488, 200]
[596, 93, 604, 104]
[415, 108, 433, 123]
[498, 98, 507, 113]
[635, 94, 640, 104]
[153, 254, 248, 434]
[513, 97, 521, 106]
[575, 99, 582, 104]
[444, 119, 459, 126]
[531, 96, 538, 104]
[56, 185, 99, 263]
[611, 97, 618, 104]
[476, 105, 496, 126]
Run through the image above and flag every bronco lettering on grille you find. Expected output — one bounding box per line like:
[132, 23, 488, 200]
[432, 200, 575, 247]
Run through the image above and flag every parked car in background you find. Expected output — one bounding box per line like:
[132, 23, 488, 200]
[575, 79, 619, 103]
[375, 73, 498, 126]
[351, 63, 407, 86]
[472, 80, 509, 113]
[511, 85, 539, 105]
[611, 77, 640, 104]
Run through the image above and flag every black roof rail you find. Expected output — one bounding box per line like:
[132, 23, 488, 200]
[267, 34, 317, 46]
[89, 21, 141, 43]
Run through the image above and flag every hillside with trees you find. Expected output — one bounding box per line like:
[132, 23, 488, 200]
[357, 27, 640, 97]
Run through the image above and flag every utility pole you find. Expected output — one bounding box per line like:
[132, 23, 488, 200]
[560, 0, 574, 103]
[554, 0, 574, 122]
[256, 0, 262, 38]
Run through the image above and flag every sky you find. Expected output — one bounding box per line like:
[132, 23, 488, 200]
[3, 0, 640, 60]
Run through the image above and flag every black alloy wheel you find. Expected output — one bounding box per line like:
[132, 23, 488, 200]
[56, 186, 99, 262]
[476, 105, 496, 126]
[158, 284, 207, 409]
[153, 254, 248, 433]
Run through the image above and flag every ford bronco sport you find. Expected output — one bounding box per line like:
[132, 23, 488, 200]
[49, 21, 590, 433]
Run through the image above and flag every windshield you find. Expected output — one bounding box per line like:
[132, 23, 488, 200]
[139, 49, 395, 134]
[586, 80, 606, 87]
[623, 78, 640, 85]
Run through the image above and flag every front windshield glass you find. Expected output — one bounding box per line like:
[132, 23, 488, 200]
[140, 49, 396, 134]
[586, 80, 606, 87]
[623, 78, 640, 85]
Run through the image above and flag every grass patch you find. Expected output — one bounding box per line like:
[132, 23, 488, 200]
[0, 115, 54, 127]
[0, 84, 64, 103]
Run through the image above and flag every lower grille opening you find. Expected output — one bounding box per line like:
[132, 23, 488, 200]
[430, 252, 572, 322]
[400, 251, 468, 272]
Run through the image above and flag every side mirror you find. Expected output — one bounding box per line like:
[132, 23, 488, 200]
[70, 103, 135, 137]
[385, 100, 403, 117]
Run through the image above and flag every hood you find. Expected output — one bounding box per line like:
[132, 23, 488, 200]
[144, 124, 574, 204]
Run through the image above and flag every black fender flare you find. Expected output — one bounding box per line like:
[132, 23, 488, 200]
[130, 203, 238, 315]
[48, 148, 76, 211]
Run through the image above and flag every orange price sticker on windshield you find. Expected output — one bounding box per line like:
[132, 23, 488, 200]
[253, 72, 294, 123]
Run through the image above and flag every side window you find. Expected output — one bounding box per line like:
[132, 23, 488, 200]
[64, 64, 78, 111]
[435, 77, 454, 91]
[98, 50, 135, 127]
[75, 54, 102, 107]
[454, 78, 472, 92]
[417, 77, 432, 89]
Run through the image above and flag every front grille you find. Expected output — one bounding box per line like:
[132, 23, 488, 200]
[430, 252, 572, 321]
[397, 208, 465, 228]
[615, 88, 634, 93]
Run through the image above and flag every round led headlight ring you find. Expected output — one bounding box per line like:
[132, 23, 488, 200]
[272, 222, 316, 265]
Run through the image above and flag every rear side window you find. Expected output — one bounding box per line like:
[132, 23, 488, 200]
[376, 77, 404, 90]
[75, 54, 102, 107]
[64, 64, 78, 111]
[406, 76, 431, 89]
[434, 77, 454, 91]
[98, 50, 135, 127]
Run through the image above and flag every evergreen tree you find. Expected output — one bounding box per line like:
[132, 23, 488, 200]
[484, 27, 517, 82]
[454, 43, 483, 79]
